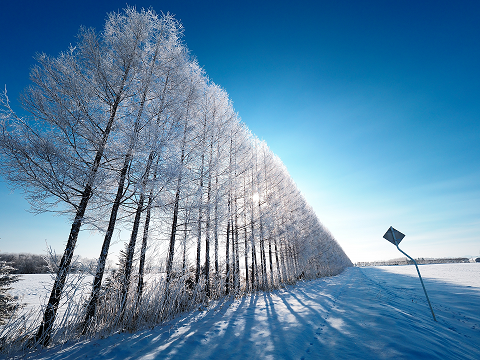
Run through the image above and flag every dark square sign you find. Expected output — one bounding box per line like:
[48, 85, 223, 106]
[383, 227, 405, 245]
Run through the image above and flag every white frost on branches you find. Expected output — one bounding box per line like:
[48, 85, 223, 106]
[0, 6, 352, 354]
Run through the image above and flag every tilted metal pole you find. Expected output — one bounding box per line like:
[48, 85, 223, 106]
[390, 227, 437, 322]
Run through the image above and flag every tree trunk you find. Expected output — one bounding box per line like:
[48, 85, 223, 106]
[273, 234, 282, 284]
[243, 176, 249, 291]
[182, 211, 189, 273]
[214, 174, 219, 275]
[166, 183, 181, 284]
[136, 154, 161, 305]
[204, 140, 214, 296]
[165, 118, 188, 285]
[225, 216, 230, 295]
[250, 165, 258, 291]
[213, 141, 221, 278]
[36, 185, 90, 345]
[136, 189, 153, 304]
[258, 202, 268, 289]
[268, 236, 274, 287]
[120, 153, 156, 316]
[36, 92, 121, 346]
[83, 149, 134, 332]
[195, 152, 204, 284]
[234, 201, 240, 291]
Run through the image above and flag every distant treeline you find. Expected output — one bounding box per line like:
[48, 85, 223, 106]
[0, 253, 49, 274]
[0, 253, 95, 274]
[355, 257, 473, 267]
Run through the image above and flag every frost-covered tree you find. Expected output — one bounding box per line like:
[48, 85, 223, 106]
[0, 261, 21, 325]
[82, 9, 189, 330]
[0, 6, 352, 349]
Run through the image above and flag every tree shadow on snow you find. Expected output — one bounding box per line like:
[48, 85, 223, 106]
[35, 267, 480, 360]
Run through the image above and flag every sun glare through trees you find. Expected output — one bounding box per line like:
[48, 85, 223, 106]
[0, 7, 352, 352]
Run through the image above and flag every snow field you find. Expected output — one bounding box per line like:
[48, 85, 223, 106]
[5, 263, 480, 359]
[375, 262, 480, 288]
[7, 274, 94, 327]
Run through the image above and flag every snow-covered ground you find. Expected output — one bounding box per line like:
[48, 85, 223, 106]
[376, 262, 480, 288]
[8, 274, 55, 313]
[8, 273, 94, 326]
[6, 263, 480, 359]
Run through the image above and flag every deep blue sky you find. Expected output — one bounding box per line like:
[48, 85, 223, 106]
[1, 0, 479, 262]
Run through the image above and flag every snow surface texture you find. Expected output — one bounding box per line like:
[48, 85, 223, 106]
[7, 274, 93, 327]
[7, 263, 480, 359]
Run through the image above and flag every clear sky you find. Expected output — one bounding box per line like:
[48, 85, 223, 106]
[0, 0, 479, 263]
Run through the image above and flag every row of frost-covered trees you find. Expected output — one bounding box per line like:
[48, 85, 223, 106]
[0, 8, 351, 349]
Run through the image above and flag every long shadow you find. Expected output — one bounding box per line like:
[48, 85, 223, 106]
[43, 297, 236, 360]
[146, 295, 245, 359]
[309, 267, 480, 359]
[262, 292, 294, 360]
[38, 267, 480, 360]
